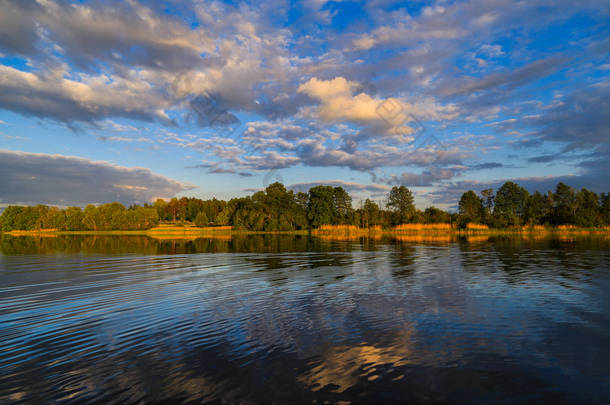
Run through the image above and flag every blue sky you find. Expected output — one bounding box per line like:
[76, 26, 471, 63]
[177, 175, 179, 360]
[0, 0, 608, 209]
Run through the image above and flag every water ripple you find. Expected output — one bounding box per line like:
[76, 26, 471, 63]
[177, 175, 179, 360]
[1, 235, 609, 403]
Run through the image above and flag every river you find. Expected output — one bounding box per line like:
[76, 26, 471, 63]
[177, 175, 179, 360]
[1, 234, 609, 403]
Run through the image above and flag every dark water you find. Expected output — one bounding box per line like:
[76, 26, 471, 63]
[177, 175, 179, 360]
[1, 234, 609, 404]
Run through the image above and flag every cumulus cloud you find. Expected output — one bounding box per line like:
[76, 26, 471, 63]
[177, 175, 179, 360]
[297, 77, 456, 140]
[0, 0, 609, 199]
[298, 77, 381, 122]
[0, 64, 172, 123]
[0, 0, 210, 70]
[0, 0, 310, 126]
[0, 149, 192, 206]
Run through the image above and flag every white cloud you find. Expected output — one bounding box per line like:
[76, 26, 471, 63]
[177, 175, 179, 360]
[297, 77, 456, 137]
[0, 64, 172, 123]
[0, 149, 192, 206]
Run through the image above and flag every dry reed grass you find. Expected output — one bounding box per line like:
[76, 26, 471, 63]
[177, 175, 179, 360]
[147, 225, 232, 233]
[312, 225, 382, 239]
[8, 229, 59, 235]
[466, 223, 489, 231]
[392, 223, 452, 233]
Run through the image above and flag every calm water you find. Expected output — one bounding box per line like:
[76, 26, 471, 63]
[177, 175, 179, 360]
[1, 234, 609, 404]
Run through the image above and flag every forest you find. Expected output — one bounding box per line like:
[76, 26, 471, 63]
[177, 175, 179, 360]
[1, 181, 609, 232]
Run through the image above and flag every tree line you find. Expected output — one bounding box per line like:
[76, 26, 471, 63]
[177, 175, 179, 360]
[1, 181, 608, 232]
[458, 181, 610, 228]
[0, 203, 159, 231]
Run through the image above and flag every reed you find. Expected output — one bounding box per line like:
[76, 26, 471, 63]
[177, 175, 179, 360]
[312, 225, 381, 236]
[8, 228, 59, 235]
[392, 223, 452, 233]
[147, 225, 233, 233]
[466, 223, 489, 231]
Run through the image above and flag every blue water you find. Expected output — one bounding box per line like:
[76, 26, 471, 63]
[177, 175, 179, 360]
[1, 235, 609, 403]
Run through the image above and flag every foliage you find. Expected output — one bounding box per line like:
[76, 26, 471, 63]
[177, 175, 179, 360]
[387, 186, 415, 224]
[456, 181, 609, 229]
[553, 182, 577, 225]
[493, 181, 529, 227]
[1, 180, 607, 232]
[307, 185, 336, 228]
[458, 190, 484, 227]
[423, 207, 451, 224]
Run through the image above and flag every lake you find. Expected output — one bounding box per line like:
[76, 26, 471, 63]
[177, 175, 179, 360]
[1, 234, 609, 403]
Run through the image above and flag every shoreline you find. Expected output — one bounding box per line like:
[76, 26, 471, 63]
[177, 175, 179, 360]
[3, 226, 610, 237]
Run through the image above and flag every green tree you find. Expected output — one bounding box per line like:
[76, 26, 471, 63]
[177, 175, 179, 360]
[361, 199, 381, 228]
[525, 191, 548, 225]
[575, 188, 601, 227]
[65, 207, 84, 231]
[43, 207, 67, 230]
[423, 206, 450, 223]
[82, 205, 100, 230]
[260, 183, 300, 231]
[553, 182, 577, 225]
[493, 181, 529, 227]
[168, 198, 179, 222]
[308, 185, 336, 228]
[0, 206, 24, 231]
[154, 199, 169, 221]
[333, 187, 353, 225]
[458, 190, 484, 226]
[177, 197, 189, 221]
[387, 186, 415, 224]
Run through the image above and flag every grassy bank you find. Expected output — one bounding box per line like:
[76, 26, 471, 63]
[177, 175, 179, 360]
[3, 223, 610, 238]
[3, 225, 310, 237]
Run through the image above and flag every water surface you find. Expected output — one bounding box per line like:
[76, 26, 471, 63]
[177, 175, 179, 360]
[1, 234, 609, 403]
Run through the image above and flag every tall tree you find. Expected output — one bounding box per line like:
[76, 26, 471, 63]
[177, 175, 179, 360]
[65, 207, 84, 231]
[333, 187, 353, 225]
[553, 182, 577, 225]
[575, 188, 601, 227]
[458, 190, 484, 226]
[525, 191, 548, 225]
[493, 181, 529, 226]
[361, 199, 381, 228]
[307, 185, 336, 228]
[386, 186, 415, 224]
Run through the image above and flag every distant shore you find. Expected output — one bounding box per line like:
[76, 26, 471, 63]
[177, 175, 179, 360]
[3, 223, 610, 238]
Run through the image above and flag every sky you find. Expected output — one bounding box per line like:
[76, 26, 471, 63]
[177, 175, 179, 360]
[0, 0, 609, 210]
